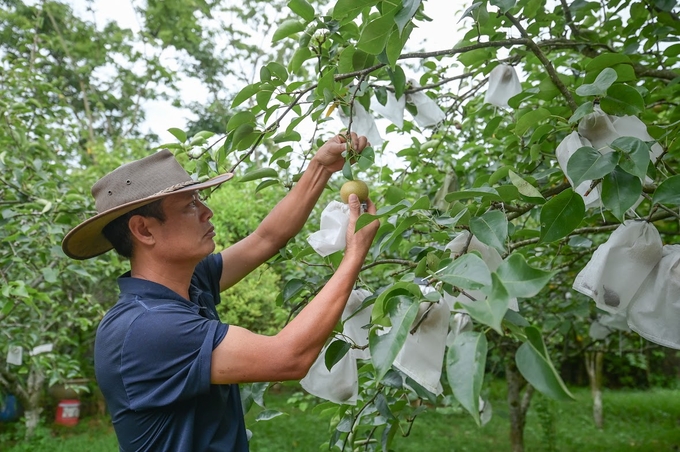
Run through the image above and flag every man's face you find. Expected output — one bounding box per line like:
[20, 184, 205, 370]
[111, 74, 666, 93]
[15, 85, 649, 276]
[151, 190, 216, 264]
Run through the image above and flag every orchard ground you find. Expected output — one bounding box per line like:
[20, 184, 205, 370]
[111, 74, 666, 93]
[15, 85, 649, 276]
[2, 381, 679, 452]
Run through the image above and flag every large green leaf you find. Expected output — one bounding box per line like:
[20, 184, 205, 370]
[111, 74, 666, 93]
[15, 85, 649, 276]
[601, 166, 642, 221]
[446, 331, 488, 425]
[357, 14, 395, 55]
[238, 167, 279, 183]
[271, 19, 306, 43]
[575, 67, 617, 96]
[226, 111, 256, 132]
[508, 170, 544, 202]
[566, 146, 618, 188]
[457, 273, 509, 334]
[325, 339, 351, 371]
[288, 0, 315, 21]
[652, 175, 680, 206]
[612, 137, 651, 181]
[394, 0, 421, 34]
[539, 189, 585, 243]
[445, 187, 502, 202]
[469, 210, 508, 254]
[369, 295, 420, 382]
[516, 327, 574, 401]
[496, 253, 554, 298]
[437, 253, 492, 290]
[332, 0, 380, 20]
[600, 84, 645, 116]
[515, 108, 550, 136]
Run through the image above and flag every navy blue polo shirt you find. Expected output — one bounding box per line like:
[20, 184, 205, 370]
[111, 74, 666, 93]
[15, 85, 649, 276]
[95, 253, 249, 451]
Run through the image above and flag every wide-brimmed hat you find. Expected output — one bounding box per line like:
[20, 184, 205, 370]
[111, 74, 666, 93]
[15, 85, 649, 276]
[62, 149, 233, 260]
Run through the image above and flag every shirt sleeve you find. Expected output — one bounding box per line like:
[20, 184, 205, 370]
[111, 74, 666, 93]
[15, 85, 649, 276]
[120, 303, 228, 410]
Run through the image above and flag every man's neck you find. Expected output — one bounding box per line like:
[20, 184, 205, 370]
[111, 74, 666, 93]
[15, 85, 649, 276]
[130, 257, 197, 300]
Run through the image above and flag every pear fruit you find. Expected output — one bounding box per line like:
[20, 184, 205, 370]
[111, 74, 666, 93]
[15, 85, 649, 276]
[340, 180, 369, 204]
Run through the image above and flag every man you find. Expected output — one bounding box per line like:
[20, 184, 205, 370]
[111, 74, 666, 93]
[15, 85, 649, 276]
[61, 132, 379, 451]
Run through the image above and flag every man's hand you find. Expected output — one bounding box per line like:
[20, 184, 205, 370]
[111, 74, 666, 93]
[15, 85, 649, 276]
[313, 132, 370, 174]
[344, 193, 379, 261]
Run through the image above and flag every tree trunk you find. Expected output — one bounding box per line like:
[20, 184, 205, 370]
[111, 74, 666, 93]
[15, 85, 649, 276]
[24, 368, 45, 438]
[585, 351, 604, 429]
[506, 360, 533, 452]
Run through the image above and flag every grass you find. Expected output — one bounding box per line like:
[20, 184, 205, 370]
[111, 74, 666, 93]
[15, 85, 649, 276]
[2, 383, 679, 451]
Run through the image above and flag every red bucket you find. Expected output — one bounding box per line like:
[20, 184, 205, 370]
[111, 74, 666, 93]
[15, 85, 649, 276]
[55, 399, 80, 426]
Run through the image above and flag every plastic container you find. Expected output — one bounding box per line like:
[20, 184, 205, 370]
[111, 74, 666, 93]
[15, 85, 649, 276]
[55, 399, 80, 426]
[0, 394, 19, 422]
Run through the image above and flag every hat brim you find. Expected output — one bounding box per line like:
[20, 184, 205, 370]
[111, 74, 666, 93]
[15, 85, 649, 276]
[62, 173, 233, 260]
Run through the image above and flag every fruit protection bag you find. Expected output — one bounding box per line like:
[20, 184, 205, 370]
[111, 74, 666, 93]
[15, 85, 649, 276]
[483, 64, 522, 108]
[371, 90, 405, 129]
[627, 245, 680, 349]
[300, 343, 359, 405]
[341, 289, 372, 360]
[573, 221, 663, 315]
[446, 311, 473, 347]
[307, 201, 349, 257]
[337, 100, 383, 146]
[393, 287, 450, 395]
[443, 231, 519, 312]
[405, 81, 446, 127]
[556, 131, 601, 209]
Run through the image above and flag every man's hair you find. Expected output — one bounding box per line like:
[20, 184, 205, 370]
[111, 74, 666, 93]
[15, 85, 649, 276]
[102, 199, 166, 259]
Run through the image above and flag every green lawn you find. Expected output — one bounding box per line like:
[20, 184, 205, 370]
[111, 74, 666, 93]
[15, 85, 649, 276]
[2, 384, 679, 451]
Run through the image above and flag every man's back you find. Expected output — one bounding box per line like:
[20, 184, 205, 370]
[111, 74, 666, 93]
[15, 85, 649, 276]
[95, 255, 248, 451]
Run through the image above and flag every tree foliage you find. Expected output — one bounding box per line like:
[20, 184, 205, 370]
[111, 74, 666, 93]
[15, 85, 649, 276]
[1, 0, 679, 449]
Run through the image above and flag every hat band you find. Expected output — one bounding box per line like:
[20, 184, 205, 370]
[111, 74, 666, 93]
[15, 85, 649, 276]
[154, 180, 199, 195]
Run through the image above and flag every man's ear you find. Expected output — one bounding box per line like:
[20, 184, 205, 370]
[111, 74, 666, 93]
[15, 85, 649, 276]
[128, 215, 156, 246]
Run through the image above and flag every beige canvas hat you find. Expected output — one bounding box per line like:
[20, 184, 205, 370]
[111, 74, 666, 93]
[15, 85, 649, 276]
[62, 149, 233, 260]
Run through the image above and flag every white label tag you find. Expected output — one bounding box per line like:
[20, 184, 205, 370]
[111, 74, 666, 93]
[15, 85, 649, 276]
[7, 345, 23, 365]
[30, 343, 53, 356]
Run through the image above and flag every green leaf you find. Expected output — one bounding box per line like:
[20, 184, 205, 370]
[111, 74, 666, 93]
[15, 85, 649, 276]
[289, 46, 312, 73]
[355, 213, 379, 231]
[255, 179, 280, 193]
[256, 409, 286, 421]
[601, 166, 642, 221]
[652, 175, 680, 206]
[394, 0, 421, 34]
[508, 170, 544, 201]
[239, 167, 279, 183]
[351, 49, 376, 71]
[231, 123, 255, 147]
[167, 127, 187, 142]
[458, 273, 510, 334]
[515, 108, 550, 136]
[490, 0, 516, 14]
[496, 253, 554, 298]
[469, 210, 508, 254]
[600, 84, 645, 116]
[226, 111, 256, 133]
[612, 137, 651, 181]
[437, 253, 492, 291]
[446, 331, 488, 425]
[516, 327, 574, 401]
[566, 146, 619, 188]
[369, 295, 420, 382]
[357, 15, 395, 55]
[325, 339, 351, 371]
[568, 101, 595, 124]
[288, 0, 315, 21]
[232, 83, 261, 108]
[575, 67, 617, 96]
[539, 188, 585, 243]
[445, 187, 502, 202]
[585, 53, 632, 73]
[272, 19, 306, 43]
[332, 0, 380, 20]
